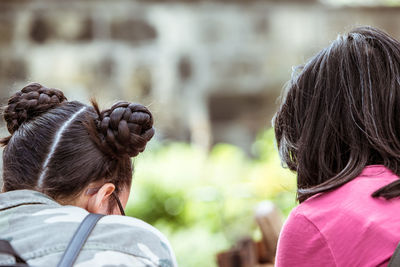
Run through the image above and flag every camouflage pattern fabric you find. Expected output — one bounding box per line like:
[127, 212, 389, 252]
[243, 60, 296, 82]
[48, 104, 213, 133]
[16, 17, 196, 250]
[0, 190, 177, 267]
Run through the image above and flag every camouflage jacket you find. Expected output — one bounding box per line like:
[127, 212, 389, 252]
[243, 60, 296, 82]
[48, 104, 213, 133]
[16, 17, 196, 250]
[0, 190, 177, 267]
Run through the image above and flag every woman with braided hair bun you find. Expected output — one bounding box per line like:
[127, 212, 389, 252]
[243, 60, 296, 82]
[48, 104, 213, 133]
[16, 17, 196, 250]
[0, 83, 177, 266]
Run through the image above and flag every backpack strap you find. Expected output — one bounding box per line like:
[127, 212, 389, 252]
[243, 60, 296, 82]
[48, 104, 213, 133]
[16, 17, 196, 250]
[389, 242, 400, 267]
[0, 240, 28, 266]
[57, 213, 104, 267]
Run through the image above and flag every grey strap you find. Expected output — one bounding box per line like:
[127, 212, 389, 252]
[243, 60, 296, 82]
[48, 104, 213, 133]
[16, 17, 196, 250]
[389, 242, 400, 267]
[57, 213, 104, 267]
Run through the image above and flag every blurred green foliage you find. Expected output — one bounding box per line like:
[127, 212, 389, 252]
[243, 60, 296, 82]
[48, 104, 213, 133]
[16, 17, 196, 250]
[125, 127, 297, 267]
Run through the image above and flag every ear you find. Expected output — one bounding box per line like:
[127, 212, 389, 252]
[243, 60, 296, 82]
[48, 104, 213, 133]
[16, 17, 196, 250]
[87, 183, 115, 214]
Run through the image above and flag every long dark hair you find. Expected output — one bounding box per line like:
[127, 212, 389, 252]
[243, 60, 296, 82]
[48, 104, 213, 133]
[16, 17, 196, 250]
[274, 26, 400, 203]
[1, 83, 154, 204]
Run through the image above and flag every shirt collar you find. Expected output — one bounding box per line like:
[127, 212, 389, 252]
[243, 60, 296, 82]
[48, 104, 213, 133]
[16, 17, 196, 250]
[0, 189, 61, 211]
[359, 164, 397, 178]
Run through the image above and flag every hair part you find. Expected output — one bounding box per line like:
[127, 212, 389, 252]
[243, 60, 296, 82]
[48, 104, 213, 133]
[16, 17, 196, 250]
[274, 26, 400, 203]
[37, 106, 87, 188]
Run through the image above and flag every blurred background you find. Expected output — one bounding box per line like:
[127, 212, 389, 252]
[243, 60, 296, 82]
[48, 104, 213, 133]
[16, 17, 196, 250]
[1, 0, 400, 266]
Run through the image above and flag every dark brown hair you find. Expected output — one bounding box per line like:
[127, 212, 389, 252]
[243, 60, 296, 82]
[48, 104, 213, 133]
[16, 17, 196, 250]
[274, 26, 400, 203]
[1, 83, 154, 204]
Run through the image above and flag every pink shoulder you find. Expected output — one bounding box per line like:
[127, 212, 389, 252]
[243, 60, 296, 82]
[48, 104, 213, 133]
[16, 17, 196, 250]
[275, 210, 337, 267]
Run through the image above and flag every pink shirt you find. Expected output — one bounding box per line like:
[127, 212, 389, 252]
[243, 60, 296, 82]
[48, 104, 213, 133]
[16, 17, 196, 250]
[276, 165, 400, 267]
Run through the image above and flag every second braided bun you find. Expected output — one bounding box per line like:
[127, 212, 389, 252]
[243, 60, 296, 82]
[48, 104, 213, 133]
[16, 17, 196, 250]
[3, 83, 67, 134]
[91, 100, 155, 158]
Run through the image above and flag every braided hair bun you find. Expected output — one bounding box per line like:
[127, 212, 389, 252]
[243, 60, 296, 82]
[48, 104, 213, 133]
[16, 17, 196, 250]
[3, 83, 67, 135]
[91, 100, 155, 158]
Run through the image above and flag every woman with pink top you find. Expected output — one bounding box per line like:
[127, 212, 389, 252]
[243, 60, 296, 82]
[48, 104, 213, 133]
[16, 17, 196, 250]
[274, 26, 400, 266]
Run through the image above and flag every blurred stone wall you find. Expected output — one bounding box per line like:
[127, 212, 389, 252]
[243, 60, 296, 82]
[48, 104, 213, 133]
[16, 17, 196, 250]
[0, 1, 400, 153]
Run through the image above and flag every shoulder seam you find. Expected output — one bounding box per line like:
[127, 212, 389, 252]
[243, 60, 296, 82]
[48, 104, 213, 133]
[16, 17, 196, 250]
[295, 212, 338, 266]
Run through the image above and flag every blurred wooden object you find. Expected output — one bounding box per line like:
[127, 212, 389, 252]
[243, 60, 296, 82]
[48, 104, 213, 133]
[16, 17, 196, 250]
[216, 201, 283, 267]
[255, 201, 283, 262]
[255, 240, 269, 263]
[217, 238, 257, 267]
